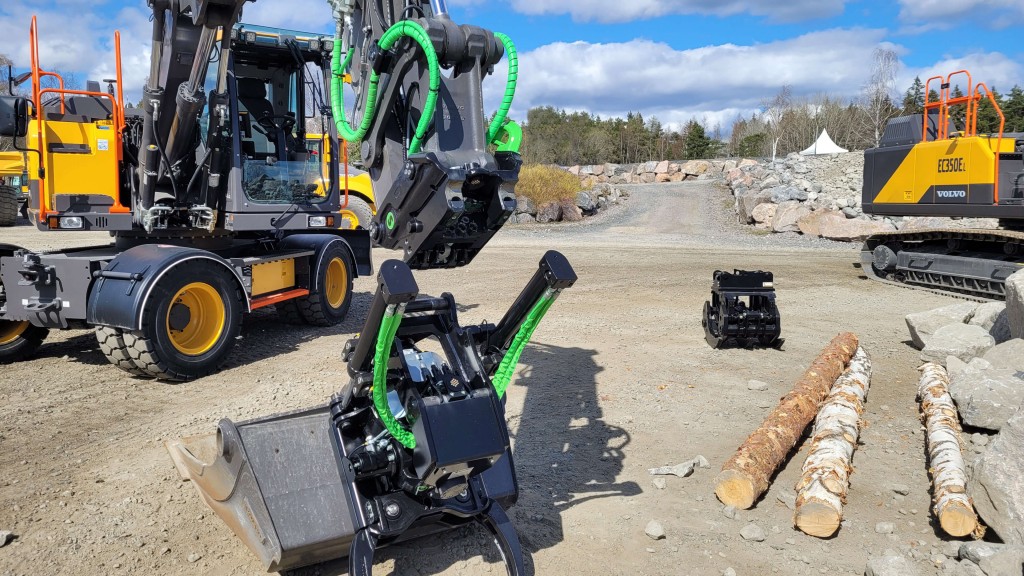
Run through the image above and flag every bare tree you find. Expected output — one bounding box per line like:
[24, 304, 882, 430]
[862, 47, 900, 148]
[762, 85, 792, 161]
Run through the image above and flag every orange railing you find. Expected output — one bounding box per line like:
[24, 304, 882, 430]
[921, 69, 1007, 203]
[28, 15, 130, 218]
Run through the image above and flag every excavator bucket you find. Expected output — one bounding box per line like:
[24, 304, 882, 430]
[702, 269, 783, 349]
[166, 406, 361, 573]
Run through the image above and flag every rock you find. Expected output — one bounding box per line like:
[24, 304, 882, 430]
[723, 568, 737, 576]
[772, 202, 812, 233]
[982, 339, 1024, 372]
[723, 505, 737, 519]
[535, 201, 562, 223]
[641, 172, 657, 184]
[865, 555, 918, 576]
[738, 158, 758, 167]
[971, 410, 1024, 544]
[969, 303, 1013, 344]
[645, 520, 666, 540]
[905, 302, 981, 350]
[559, 199, 583, 222]
[591, 164, 605, 176]
[948, 357, 1024, 431]
[947, 355, 969, 382]
[187, 553, 202, 563]
[797, 209, 840, 237]
[759, 175, 781, 190]
[670, 172, 687, 182]
[920, 323, 996, 364]
[816, 212, 895, 241]
[649, 455, 709, 477]
[740, 523, 766, 542]
[890, 484, 910, 496]
[568, 165, 580, 176]
[769, 186, 808, 203]
[512, 213, 535, 224]
[655, 173, 672, 183]
[654, 160, 670, 174]
[747, 379, 769, 391]
[0, 531, 12, 547]
[736, 191, 772, 223]
[776, 489, 796, 510]
[652, 477, 667, 490]
[515, 195, 536, 215]
[681, 160, 711, 176]
[750, 203, 777, 228]
[575, 191, 596, 212]
[958, 542, 1024, 576]
[946, 560, 987, 576]
[1006, 270, 1024, 338]
[874, 521, 895, 534]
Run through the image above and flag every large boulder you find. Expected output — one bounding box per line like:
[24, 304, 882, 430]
[948, 357, 1024, 431]
[797, 209, 841, 237]
[772, 202, 812, 233]
[905, 302, 979, 349]
[516, 195, 536, 215]
[816, 213, 896, 242]
[751, 203, 777, 228]
[535, 201, 562, 223]
[969, 302, 1013, 344]
[576, 191, 597, 213]
[769, 186, 808, 203]
[736, 190, 772, 223]
[971, 410, 1024, 545]
[957, 542, 1024, 576]
[1006, 269, 1024, 339]
[655, 173, 672, 183]
[681, 160, 711, 176]
[559, 199, 583, 222]
[920, 323, 995, 364]
[654, 160, 670, 174]
[982, 339, 1024, 373]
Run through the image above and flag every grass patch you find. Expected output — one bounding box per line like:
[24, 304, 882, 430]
[517, 164, 583, 205]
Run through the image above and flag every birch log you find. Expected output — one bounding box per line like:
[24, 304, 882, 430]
[715, 332, 859, 509]
[793, 347, 872, 537]
[918, 362, 979, 538]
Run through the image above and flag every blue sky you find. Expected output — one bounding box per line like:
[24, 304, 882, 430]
[2, 0, 1023, 131]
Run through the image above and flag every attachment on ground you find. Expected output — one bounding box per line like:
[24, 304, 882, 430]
[702, 269, 782, 349]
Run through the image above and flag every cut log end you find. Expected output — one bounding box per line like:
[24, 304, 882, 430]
[794, 501, 841, 538]
[715, 470, 756, 509]
[939, 503, 978, 538]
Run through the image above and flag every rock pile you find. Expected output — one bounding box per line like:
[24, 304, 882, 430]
[510, 183, 632, 224]
[904, 269, 1024, 548]
[726, 151, 1000, 241]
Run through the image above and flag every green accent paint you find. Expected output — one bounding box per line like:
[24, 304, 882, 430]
[487, 33, 518, 145]
[491, 292, 557, 398]
[385, 212, 396, 230]
[372, 310, 416, 449]
[493, 120, 522, 153]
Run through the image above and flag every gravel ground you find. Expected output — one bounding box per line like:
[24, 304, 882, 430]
[0, 182, 970, 575]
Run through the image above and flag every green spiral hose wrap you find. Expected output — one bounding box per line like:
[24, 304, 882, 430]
[372, 307, 417, 449]
[330, 21, 440, 154]
[491, 290, 558, 399]
[487, 32, 518, 145]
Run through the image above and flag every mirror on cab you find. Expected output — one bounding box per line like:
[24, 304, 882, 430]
[0, 96, 29, 138]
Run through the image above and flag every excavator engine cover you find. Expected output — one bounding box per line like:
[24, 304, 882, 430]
[702, 269, 782, 349]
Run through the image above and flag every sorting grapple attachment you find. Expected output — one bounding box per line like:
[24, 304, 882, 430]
[168, 252, 576, 574]
[702, 269, 782, 349]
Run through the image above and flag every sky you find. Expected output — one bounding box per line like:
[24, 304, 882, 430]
[1, 0, 1023, 132]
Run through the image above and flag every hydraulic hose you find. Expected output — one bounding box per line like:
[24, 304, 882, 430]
[491, 290, 557, 399]
[371, 306, 417, 449]
[331, 20, 440, 154]
[487, 32, 518, 145]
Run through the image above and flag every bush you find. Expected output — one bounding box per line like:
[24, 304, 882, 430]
[515, 164, 583, 206]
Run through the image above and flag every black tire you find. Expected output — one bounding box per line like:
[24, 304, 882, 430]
[285, 243, 354, 327]
[0, 186, 17, 227]
[0, 269, 48, 362]
[95, 326, 148, 377]
[343, 196, 374, 229]
[121, 261, 243, 381]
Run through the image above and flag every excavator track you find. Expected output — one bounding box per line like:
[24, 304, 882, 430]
[861, 228, 1024, 301]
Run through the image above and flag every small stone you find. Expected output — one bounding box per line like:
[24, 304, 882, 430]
[0, 531, 13, 547]
[652, 477, 667, 490]
[785, 538, 796, 545]
[865, 554, 919, 576]
[723, 569, 737, 576]
[875, 522, 896, 534]
[723, 505, 737, 520]
[891, 484, 911, 495]
[740, 523, 766, 542]
[187, 553, 202, 563]
[747, 379, 769, 391]
[645, 520, 666, 540]
[776, 490, 796, 510]
[971, 433, 990, 447]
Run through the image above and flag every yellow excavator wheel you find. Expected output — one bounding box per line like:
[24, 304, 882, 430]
[0, 320, 29, 346]
[165, 282, 227, 356]
[324, 257, 349, 309]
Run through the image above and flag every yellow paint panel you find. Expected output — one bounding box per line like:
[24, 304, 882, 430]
[36, 120, 119, 211]
[874, 136, 999, 205]
[251, 259, 296, 296]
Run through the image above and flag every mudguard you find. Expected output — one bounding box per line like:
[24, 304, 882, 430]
[280, 231, 373, 281]
[86, 244, 246, 330]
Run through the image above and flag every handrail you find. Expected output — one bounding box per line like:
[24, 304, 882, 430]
[922, 75, 944, 142]
[30, 16, 45, 222]
[945, 70, 973, 139]
[37, 71, 65, 114]
[974, 82, 1005, 203]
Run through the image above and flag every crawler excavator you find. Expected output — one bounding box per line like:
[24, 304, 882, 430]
[93, 0, 567, 573]
[862, 70, 1024, 299]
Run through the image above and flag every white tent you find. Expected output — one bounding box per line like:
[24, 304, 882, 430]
[799, 129, 847, 155]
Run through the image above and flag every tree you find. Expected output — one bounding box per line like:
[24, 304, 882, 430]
[902, 76, 924, 114]
[683, 120, 712, 159]
[974, 86, 1004, 134]
[1002, 86, 1024, 132]
[862, 47, 900, 148]
[762, 85, 792, 161]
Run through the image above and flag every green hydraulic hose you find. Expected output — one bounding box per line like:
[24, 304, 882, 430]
[487, 33, 518, 145]
[330, 21, 440, 154]
[491, 291, 557, 399]
[372, 307, 417, 449]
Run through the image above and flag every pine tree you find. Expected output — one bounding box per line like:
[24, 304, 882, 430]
[683, 120, 711, 160]
[1003, 86, 1024, 132]
[902, 76, 924, 114]
[974, 86, 1005, 134]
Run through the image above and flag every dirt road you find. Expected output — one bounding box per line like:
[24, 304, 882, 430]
[1, 182, 961, 575]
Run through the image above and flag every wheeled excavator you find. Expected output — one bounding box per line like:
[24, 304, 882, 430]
[39, 0, 573, 569]
[862, 70, 1024, 299]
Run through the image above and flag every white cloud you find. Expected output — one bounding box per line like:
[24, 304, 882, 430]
[503, 0, 849, 23]
[901, 51, 1024, 94]
[242, 0, 336, 35]
[897, 0, 1024, 28]
[483, 28, 891, 130]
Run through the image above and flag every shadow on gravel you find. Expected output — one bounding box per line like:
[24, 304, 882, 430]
[27, 331, 109, 366]
[284, 343, 640, 576]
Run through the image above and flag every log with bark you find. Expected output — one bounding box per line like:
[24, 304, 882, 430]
[715, 332, 859, 509]
[793, 347, 872, 537]
[918, 362, 980, 538]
